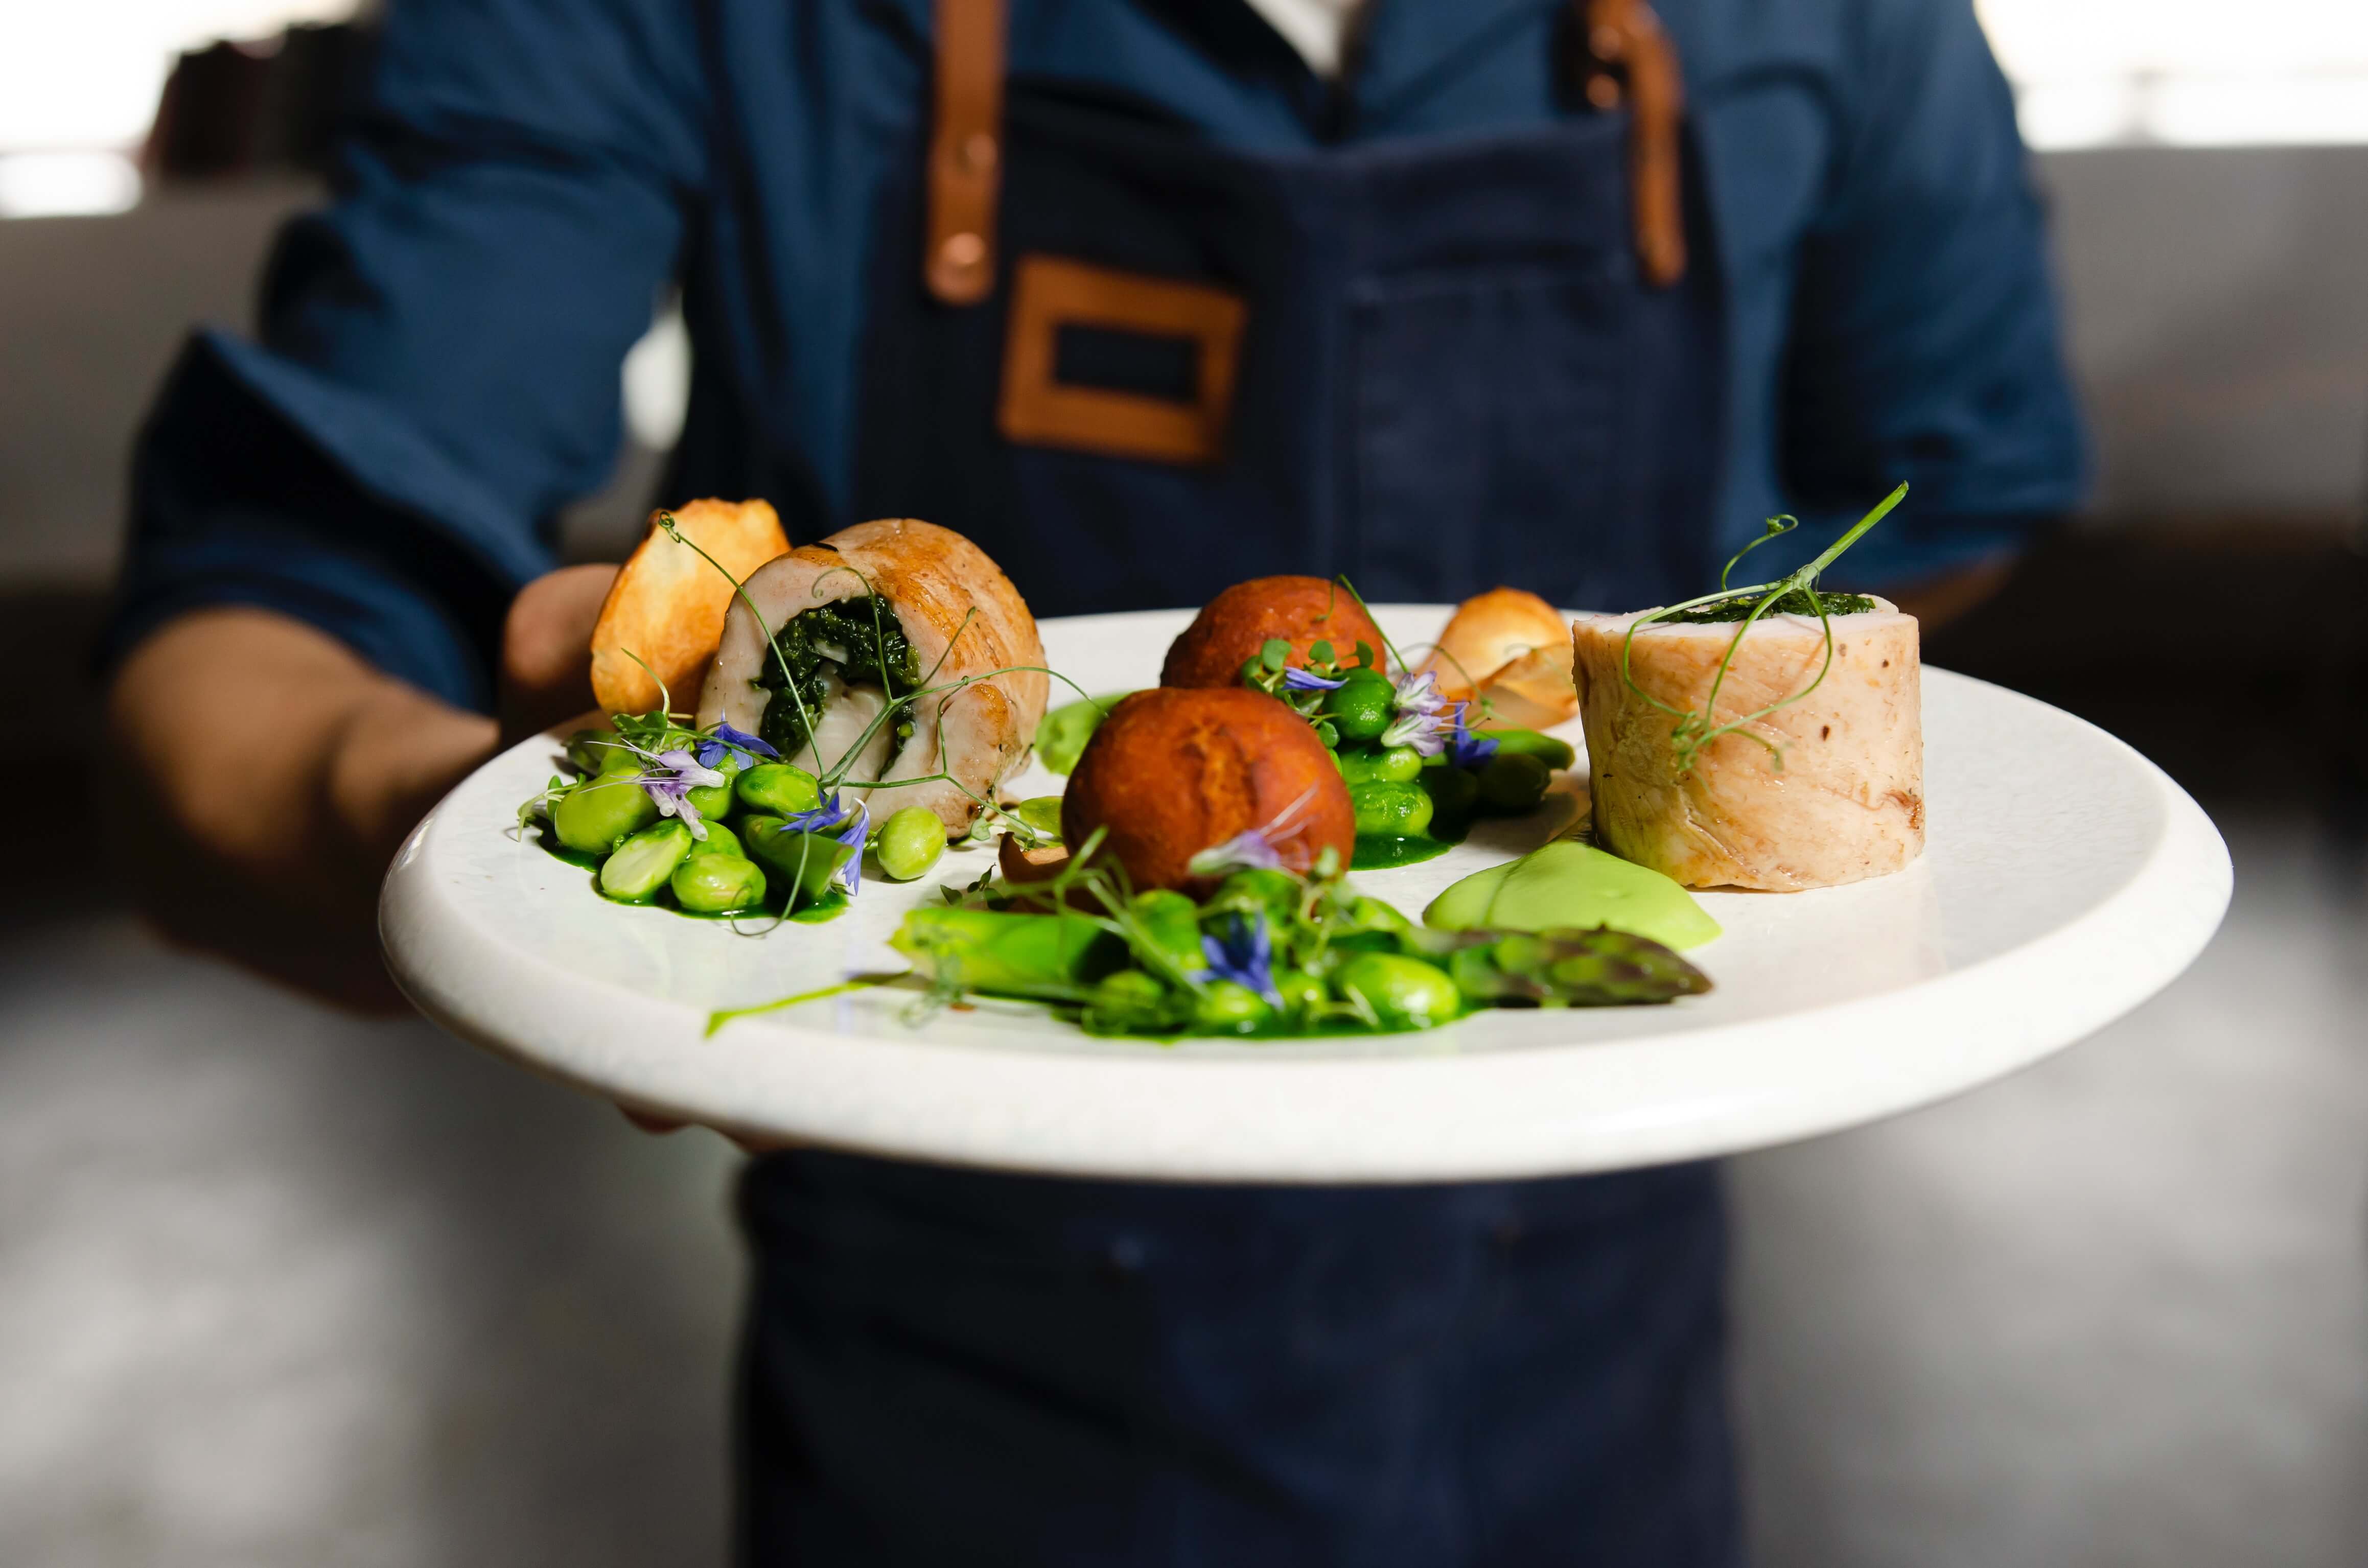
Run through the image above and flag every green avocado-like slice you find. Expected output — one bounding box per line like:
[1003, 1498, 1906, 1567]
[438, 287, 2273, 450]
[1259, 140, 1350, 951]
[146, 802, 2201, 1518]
[1422, 840, 1721, 950]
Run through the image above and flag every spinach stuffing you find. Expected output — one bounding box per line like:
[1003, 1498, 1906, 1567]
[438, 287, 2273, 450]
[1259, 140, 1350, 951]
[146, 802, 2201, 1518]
[754, 597, 922, 759]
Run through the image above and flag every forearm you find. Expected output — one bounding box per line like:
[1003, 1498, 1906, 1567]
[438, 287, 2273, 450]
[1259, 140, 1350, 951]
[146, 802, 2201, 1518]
[106, 608, 497, 1006]
[1887, 560, 2012, 630]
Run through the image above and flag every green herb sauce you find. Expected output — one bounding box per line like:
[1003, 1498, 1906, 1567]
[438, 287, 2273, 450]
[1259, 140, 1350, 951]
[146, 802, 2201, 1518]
[530, 825, 843, 923]
[1659, 588, 1876, 624]
[753, 597, 920, 758]
[1351, 833, 1458, 870]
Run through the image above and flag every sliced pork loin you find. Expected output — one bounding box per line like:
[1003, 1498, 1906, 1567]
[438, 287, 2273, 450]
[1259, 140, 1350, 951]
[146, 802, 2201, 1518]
[696, 519, 1048, 834]
[1570, 602, 1922, 890]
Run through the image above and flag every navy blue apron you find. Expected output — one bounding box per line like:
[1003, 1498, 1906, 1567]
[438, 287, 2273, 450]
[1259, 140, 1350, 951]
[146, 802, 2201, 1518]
[741, 5, 1739, 1563]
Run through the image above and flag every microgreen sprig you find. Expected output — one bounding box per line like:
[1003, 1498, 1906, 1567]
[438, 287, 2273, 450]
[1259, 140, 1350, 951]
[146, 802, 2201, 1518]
[1618, 482, 1909, 776]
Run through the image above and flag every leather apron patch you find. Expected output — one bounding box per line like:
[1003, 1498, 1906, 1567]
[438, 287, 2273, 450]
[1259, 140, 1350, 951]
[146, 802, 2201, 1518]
[996, 254, 1247, 466]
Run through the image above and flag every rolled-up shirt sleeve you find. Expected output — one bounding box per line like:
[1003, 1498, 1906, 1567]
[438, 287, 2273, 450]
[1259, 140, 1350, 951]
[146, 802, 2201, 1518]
[106, 0, 706, 710]
[1778, 0, 2086, 587]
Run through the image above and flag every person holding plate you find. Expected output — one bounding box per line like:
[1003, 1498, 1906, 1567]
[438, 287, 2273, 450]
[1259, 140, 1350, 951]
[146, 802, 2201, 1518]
[104, 0, 2083, 1561]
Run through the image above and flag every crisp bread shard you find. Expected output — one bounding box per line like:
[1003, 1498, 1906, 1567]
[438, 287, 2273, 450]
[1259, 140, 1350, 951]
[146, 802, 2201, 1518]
[1421, 586, 1581, 729]
[590, 498, 791, 716]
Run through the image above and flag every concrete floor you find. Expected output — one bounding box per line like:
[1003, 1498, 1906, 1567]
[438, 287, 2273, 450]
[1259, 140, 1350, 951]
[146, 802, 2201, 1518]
[5, 808, 2366, 1565]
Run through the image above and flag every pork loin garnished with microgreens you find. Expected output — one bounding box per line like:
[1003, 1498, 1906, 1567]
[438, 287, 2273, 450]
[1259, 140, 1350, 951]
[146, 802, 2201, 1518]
[1573, 484, 1923, 891]
[695, 518, 1048, 835]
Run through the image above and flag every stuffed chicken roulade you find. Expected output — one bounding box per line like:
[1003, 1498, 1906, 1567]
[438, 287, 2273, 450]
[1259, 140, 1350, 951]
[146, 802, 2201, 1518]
[1570, 601, 1922, 890]
[697, 518, 1047, 833]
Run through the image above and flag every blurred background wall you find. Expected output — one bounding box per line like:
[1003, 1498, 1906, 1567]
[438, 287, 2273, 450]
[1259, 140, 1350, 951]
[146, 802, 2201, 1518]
[1, 4, 2364, 1566]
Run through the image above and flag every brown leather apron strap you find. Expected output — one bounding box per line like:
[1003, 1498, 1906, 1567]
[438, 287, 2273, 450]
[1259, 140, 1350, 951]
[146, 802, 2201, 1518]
[1575, 0, 1686, 288]
[925, 0, 1006, 304]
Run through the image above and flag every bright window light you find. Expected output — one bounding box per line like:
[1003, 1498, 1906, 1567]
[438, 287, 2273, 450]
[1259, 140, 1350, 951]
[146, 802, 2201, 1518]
[0, 152, 144, 219]
[0, 3, 358, 155]
[1979, 0, 2368, 148]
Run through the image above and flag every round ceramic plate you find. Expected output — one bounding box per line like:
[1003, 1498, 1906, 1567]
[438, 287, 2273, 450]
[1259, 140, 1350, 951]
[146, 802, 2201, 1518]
[381, 606, 2231, 1183]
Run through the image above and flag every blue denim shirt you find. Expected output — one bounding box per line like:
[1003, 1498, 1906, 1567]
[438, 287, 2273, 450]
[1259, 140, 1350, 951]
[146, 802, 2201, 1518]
[111, 0, 2082, 711]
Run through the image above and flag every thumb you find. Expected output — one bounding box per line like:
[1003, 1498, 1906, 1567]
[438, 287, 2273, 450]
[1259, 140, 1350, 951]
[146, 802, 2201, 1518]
[502, 564, 619, 741]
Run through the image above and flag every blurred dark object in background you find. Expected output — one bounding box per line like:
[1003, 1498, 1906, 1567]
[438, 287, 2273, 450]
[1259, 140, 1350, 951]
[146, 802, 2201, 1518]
[143, 22, 373, 183]
[1925, 519, 2368, 830]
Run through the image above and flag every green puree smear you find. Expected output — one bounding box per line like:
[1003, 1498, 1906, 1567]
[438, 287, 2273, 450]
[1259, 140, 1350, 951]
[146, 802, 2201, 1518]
[754, 596, 921, 759]
[1424, 840, 1722, 951]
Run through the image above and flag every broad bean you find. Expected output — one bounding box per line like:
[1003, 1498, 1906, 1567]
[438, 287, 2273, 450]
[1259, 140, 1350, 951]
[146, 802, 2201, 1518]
[1349, 780, 1434, 838]
[874, 807, 946, 881]
[1321, 668, 1398, 743]
[1338, 745, 1423, 785]
[671, 853, 767, 912]
[1476, 752, 1551, 814]
[689, 820, 746, 859]
[600, 820, 693, 901]
[1190, 980, 1274, 1036]
[1333, 952, 1462, 1031]
[736, 763, 822, 817]
[552, 774, 658, 854]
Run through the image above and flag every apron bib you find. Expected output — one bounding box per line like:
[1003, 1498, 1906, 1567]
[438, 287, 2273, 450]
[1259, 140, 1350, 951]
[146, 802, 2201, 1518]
[852, 1, 1724, 616]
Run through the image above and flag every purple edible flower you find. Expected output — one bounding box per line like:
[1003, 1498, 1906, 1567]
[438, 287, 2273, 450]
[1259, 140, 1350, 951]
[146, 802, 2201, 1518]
[1380, 671, 1455, 756]
[1187, 826, 1285, 877]
[1186, 787, 1315, 878]
[638, 747, 727, 840]
[1198, 912, 1282, 1006]
[1445, 704, 1498, 769]
[1280, 666, 1346, 692]
[781, 792, 873, 895]
[695, 721, 780, 770]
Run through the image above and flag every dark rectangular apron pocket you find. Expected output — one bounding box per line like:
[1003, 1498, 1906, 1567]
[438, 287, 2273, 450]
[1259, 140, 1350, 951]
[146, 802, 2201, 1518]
[1349, 262, 1624, 605]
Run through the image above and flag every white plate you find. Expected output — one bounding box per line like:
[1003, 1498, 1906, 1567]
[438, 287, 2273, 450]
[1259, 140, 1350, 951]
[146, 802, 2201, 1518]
[381, 606, 2231, 1183]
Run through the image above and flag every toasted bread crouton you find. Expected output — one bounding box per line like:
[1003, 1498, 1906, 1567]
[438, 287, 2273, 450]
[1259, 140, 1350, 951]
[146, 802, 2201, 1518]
[590, 499, 790, 716]
[1422, 586, 1579, 726]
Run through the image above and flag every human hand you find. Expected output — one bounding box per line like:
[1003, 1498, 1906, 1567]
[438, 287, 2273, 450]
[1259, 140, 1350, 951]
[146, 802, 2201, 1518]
[106, 566, 620, 1012]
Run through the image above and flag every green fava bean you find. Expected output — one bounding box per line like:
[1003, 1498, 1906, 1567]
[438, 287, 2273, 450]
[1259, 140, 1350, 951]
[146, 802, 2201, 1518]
[736, 763, 822, 817]
[1476, 751, 1551, 814]
[1478, 728, 1577, 770]
[1421, 763, 1480, 822]
[689, 820, 746, 859]
[552, 773, 659, 855]
[1191, 980, 1275, 1037]
[1013, 795, 1064, 842]
[1128, 890, 1208, 979]
[685, 754, 740, 821]
[1212, 869, 1299, 927]
[743, 820, 855, 904]
[1338, 745, 1423, 785]
[600, 820, 694, 902]
[1334, 952, 1463, 1031]
[875, 806, 946, 881]
[1322, 668, 1398, 743]
[1350, 780, 1435, 838]
[1083, 969, 1183, 1035]
[671, 853, 767, 912]
[1272, 968, 1327, 1019]
[565, 726, 622, 775]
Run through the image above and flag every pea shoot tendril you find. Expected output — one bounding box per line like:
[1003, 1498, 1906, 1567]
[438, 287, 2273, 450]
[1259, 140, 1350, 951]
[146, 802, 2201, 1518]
[1618, 482, 1909, 777]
